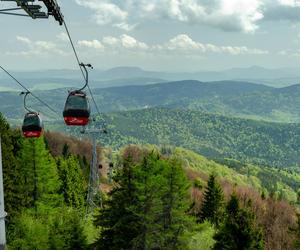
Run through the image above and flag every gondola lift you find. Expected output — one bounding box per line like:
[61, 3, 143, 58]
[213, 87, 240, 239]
[21, 91, 43, 138]
[63, 63, 92, 126]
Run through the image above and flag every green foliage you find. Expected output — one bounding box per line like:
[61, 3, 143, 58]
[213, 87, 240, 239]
[17, 137, 63, 213]
[187, 222, 216, 250]
[0, 114, 91, 248]
[94, 152, 193, 250]
[198, 174, 224, 226]
[8, 213, 49, 250]
[37, 107, 300, 168]
[49, 208, 88, 250]
[95, 108, 300, 168]
[213, 194, 264, 250]
[8, 209, 88, 250]
[0, 113, 23, 217]
[56, 156, 86, 209]
[94, 155, 140, 250]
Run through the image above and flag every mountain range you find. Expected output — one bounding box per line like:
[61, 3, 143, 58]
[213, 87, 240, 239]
[1, 80, 299, 122]
[2, 66, 300, 90]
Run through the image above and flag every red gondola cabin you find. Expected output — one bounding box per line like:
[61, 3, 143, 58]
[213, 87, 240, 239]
[63, 90, 90, 126]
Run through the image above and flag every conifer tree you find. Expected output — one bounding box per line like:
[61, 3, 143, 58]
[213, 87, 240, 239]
[0, 114, 23, 217]
[62, 143, 70, 158]
[17, 137, 62, 213]
[160, 158, 191, 249]
[94, 152, 192, 250]
[49, 208, 88, 250]
[132, 153, 167, 249]
[94, 155, 141, 250]
[56, 156, 86, 209]
[198, 174, 224, 226]
[213, 194, 264, 250]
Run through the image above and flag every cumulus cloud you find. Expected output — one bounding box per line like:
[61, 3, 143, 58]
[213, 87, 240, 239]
[74, 0, 264, 33]
[163, 34, 268, 55]
[16, 36, 31, 45]
[78, 34, 268, 56]
[56, 32, 69, 42]
[78, 39, 104, 49]
[74, 0, 300, 33]
[120, 35, 148, 49]
[79, 34, 148, 50]
[8, 36, 68, 56]
[264, 0, 300, 22]
[74, 0, 129, 28]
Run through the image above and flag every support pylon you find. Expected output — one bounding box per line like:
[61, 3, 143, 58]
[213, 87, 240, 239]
[0, 138, 7, 250]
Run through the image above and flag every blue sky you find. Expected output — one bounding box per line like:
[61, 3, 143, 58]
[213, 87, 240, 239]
[2, 0, 300, 71]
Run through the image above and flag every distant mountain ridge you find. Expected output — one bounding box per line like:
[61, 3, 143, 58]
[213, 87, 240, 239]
[1, 79, 300, 122]
[2, 65, 300, 90]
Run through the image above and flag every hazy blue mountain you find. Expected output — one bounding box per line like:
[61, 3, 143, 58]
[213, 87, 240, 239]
[2, 66, 300, 90]
[0, 76, 165, 90]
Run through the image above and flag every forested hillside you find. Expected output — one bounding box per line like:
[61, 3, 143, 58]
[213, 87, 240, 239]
[2, 111, 300, 249]
[1, 80, 300, 122]
[87, 108, 299, 168]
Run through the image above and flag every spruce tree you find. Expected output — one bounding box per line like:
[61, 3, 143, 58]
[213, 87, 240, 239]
[17, 137, 63, 213]
[198, 174, 224, 226]
[49, 208, 88, 250]
[213, 194, 264, 250]
[56, 156, 86, 209]
[94, 152, 192, 250]
[94, 155, 141, 250]
[62, 143, 70, 159]
[132, 153, 168, 249]
[0, 113, 24, 218]
[160, 158, 191, 249]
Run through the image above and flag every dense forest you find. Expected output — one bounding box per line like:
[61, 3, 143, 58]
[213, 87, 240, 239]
[59, 108, 299, 168]
[1, 112, 300, 249]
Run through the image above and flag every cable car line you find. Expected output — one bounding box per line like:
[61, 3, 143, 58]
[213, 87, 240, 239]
[0, 65, 60, 116]
[0, 7, 29, 17]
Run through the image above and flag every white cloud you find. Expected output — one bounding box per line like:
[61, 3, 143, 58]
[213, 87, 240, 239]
[78, 39, 104, 49]
[9, 36, 68, 56]
[74, 0, 128, 28]
[95, 34, 149, 50]
[78, 34, 268, 56]
[16, 36, 31, 45]
[120, 34, 148, 49]
[56, 32, 69, 42]
[102, 36, 119, 46]
[166, 34, 205, 51]
[164, 34, 269, 55]
[278, 0, 300, 7]
[73, 0, 300, 33]
[74, 0, 265, 33]
[35, 41, 57, 50]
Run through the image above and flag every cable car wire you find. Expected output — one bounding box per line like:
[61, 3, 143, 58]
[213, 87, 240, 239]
[62, 20, 107, 128]
[0, 65, 60, 117]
